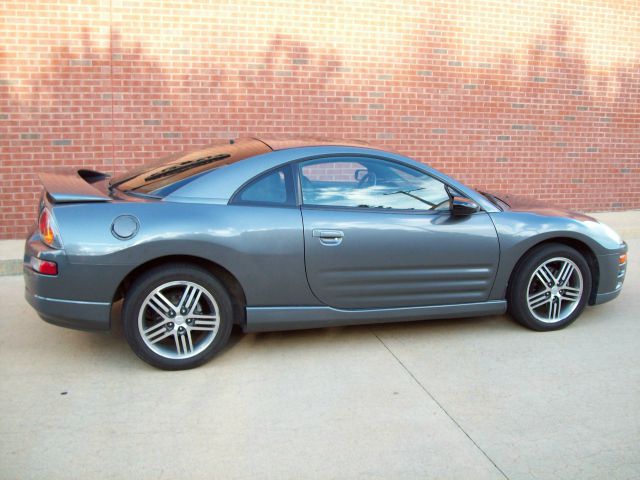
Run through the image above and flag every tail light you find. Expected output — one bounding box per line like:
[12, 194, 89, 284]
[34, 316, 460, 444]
[38, 208, 62, 249]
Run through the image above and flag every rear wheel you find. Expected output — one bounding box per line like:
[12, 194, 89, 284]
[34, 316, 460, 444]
[123, 264, 233, 370]
[508, 244, 592, 331]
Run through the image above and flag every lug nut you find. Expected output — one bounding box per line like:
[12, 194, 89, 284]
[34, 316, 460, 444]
[186, 319, 192, 325]
[181, 308, 187, 315]
[169, 311, 175, 317]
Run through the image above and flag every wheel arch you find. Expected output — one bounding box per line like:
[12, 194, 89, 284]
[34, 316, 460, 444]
[113, 255, 247, 327]
[506, 237, 600, 305]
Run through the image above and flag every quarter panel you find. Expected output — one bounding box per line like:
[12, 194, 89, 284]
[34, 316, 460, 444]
[47, 201, 317, 306]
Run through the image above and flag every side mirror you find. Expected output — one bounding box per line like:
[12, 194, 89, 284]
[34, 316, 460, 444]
[451, 196, 480, 216]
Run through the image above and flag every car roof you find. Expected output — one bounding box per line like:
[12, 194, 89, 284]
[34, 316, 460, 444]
[257, 136, 375, 151]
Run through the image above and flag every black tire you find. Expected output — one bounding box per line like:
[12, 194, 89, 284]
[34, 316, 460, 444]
[508, 243, 592, 331]
[123, 264, 234, 370]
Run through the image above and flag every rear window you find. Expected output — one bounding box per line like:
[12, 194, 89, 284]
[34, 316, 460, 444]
[110, 139, 271, 195]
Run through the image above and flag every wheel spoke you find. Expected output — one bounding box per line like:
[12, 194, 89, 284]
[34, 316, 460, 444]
[178, 284, 202, 313]
[189, 316, 217, 331]
[148, 292, 176, 317]
[548, 299, 562, 321]
[144, 322, 172, 344]
[557, 262, 574, 285]
[561, 287, 581, 302]
[536, 265, 556, 286]
[528, 290, 550, 309]
[174, 330, 194, 355]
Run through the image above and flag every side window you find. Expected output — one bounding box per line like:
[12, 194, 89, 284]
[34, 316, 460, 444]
[233, 166, 294, 206]
[299, 157, 451, 211]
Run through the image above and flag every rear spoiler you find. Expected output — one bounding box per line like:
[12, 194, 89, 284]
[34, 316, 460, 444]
[39, 169, 111, 203]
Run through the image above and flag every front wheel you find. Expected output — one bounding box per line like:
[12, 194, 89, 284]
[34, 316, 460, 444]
[508, 244, 592, 331]
[123, 264, 234, 370]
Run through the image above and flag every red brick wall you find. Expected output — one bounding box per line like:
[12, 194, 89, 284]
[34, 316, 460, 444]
[1, 0, 639, 239]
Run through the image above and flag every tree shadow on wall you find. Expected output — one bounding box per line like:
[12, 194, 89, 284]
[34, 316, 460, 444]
[2, 16, 640, 238]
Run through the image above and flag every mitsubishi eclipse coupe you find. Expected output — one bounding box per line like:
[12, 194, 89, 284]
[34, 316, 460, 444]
[24, 137, 628, 369]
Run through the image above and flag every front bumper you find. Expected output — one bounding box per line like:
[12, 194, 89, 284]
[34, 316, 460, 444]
[592, 243, 628, 305]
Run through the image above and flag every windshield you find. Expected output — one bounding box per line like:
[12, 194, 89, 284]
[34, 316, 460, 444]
[110, 138, 271, 195]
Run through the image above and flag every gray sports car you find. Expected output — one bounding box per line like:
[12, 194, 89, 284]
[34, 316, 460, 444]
[24, 137, 628, 369]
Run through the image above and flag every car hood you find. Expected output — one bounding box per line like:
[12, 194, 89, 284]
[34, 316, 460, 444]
[489, 192, 598, 223]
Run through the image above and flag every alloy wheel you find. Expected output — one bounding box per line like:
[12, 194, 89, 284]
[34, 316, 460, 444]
[526, 257, 584, 323]
[138, 280, 220, 359]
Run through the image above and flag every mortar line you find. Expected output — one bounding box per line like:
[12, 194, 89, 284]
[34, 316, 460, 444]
[370, 329, 509, 480]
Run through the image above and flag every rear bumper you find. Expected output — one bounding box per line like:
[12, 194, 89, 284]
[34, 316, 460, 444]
[25, 289, 111, 331]
[23, 234, 113, 331]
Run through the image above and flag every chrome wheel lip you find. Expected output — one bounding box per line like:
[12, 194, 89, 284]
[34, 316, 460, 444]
[138, 280, 220, 360]
[526, 257, 583, 324]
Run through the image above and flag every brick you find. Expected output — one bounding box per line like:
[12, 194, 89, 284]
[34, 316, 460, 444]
[432, 128, 447, 134]
[163, 132, 181, 138]
[69, 59, 92, 66]
[144, 119, 161, 126]
[152, 100, 171, 106]
[20, 133, 40, 140]
[497, 135, 511, 141]
[52, 139, 71, 146]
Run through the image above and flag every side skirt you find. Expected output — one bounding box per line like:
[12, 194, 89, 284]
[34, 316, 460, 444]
[244, 300, 507, 333]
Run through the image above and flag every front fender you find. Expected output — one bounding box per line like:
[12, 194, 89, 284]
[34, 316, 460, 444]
[488, 211, 626, 301]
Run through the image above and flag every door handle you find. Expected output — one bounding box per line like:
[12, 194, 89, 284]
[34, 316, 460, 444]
[312, 229, 344, 246]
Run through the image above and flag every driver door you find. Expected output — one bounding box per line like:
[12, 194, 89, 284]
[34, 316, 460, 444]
[299, 156, 500, 309]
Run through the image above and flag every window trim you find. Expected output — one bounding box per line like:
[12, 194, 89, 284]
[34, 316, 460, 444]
[229, 164, 296, 208]
[295, 154, 460, 214]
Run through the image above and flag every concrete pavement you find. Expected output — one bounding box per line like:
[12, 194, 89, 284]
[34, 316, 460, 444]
[0, 241, 638, 478]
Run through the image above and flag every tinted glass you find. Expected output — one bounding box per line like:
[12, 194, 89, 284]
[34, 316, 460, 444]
[299, 157, 450, 211]
[111, 138, 271, 195]
[234, 167, 293, 205]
